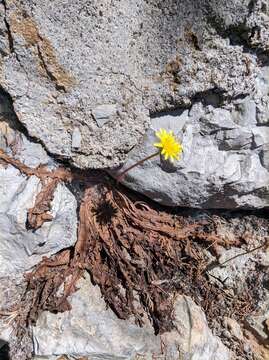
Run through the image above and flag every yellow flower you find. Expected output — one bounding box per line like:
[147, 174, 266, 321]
[154, 128, 183, 162]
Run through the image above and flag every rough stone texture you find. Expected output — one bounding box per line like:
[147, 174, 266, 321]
[246, 295, 269, 342]
[0, 167, 77, 275]
[0, 0, 267, 172]
[203, 216, 269, 360]
[0, 89, 51, 168]
[115, 67, 269, 208]
[1, 0, 269, 207]
[0, 275, 26, 342]
[0, 1, 268, 359]
[161, 296, 230, 360]
[0, 110, 77, 276]
[208, 245, 269, 289]
[0, 112, 78, 358]
[32, 273, 230, 360]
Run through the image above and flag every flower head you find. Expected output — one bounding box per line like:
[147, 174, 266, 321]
[154, 128, 183, 162]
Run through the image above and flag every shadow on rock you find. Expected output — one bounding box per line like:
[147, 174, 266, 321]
[0, 340, 10, 360]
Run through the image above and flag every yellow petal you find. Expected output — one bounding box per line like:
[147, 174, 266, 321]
[154, 128, 183, 162]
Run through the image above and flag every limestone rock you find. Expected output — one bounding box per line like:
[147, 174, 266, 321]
[245, 295, 269, 342]
[161, 296, 230, 360]
[0, 111, 77, 276]
[0, 117, 78, 358]
[32, 274, 161, 359]
[0, 0, 267, 170]
[223, 318, 244, 341]
[32, 274, 230, 360]
[0, 89, 51, 168]
[1, 0, 269, 208]
[114, 93, 269, 208]
[0, 165, 77, 276]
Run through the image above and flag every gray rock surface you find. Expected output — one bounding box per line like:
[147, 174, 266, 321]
[0, 113, 77, 276]
[245, 295, 269, 342]
[0, 89, 51, 168]
[1, 0, 269, 207]
[0, 0, 268, 172]
[32, 273, 230, 360]
[115, 67, 269, 208]
[0, 167, 77, 275]
[0, 1, 269, 359]
[0, 114, 78, 358]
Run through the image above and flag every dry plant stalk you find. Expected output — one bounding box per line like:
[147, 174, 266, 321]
[0, 148, 267, 342]
[24, 182, 266, 334]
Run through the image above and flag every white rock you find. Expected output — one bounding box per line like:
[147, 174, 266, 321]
[71, 127, 82, 151]
[32, 274, 161, 359]
[0, 0, 266, 169]
[0, 165, 77, 276]
[115, 102, 269, 208]
[32, 274, 230, 360]
[161, 296, 230, 360]
[92, 104, 118, 128]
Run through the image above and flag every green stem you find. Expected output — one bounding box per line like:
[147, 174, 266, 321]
[116, 151, 160, 183]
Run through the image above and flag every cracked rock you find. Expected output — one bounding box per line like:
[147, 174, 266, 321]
[0, 105, 77, 275]
[0, 0, 266, 170]
[0, 165, 77, 276]
[115, 99, 269, 208]
[32, 273, 230, 360]
[0, 109, 78, 358]
[1, 0, 268, 208]
[115, 65, 269, 208]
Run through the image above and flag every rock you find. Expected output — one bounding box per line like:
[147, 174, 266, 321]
[252, 128, 269, 148]
[1, 0, 152, 168]
[32, 274, 230, 360]
[0, 90, 51, 168]
[0, 3, 10, 56]
[208, 247, 258, 289]
[260, 145, 269, 169]
[0, 112, 77, 276]
[0, 276, 33, 360]
[161, 295, 230, 360]
[208, 221, 269, 290]
[92, 104, 118, 128]
[232, 98, 257, 127]
[32, 273, 161, 359]
[223, 318, 244, 341]
[0, 0, 267, 170]
[245, 296, 269, 342]
[71, 127, 82, 151]
[0, 1, 268, 359]
[0, 165, 77, 276]
[1, 0, 269, 207]
[0, 115, 78, 358]
[114, 97, 269, 208]
[255, 64, 269, 126]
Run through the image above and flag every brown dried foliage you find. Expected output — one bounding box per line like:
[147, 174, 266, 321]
[0, 149, 72, 181]
[0, 149, 73, 229]
[0, 149, 267, 340]
[27, 178, 58, 229]
[24, 183, 267, 336]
